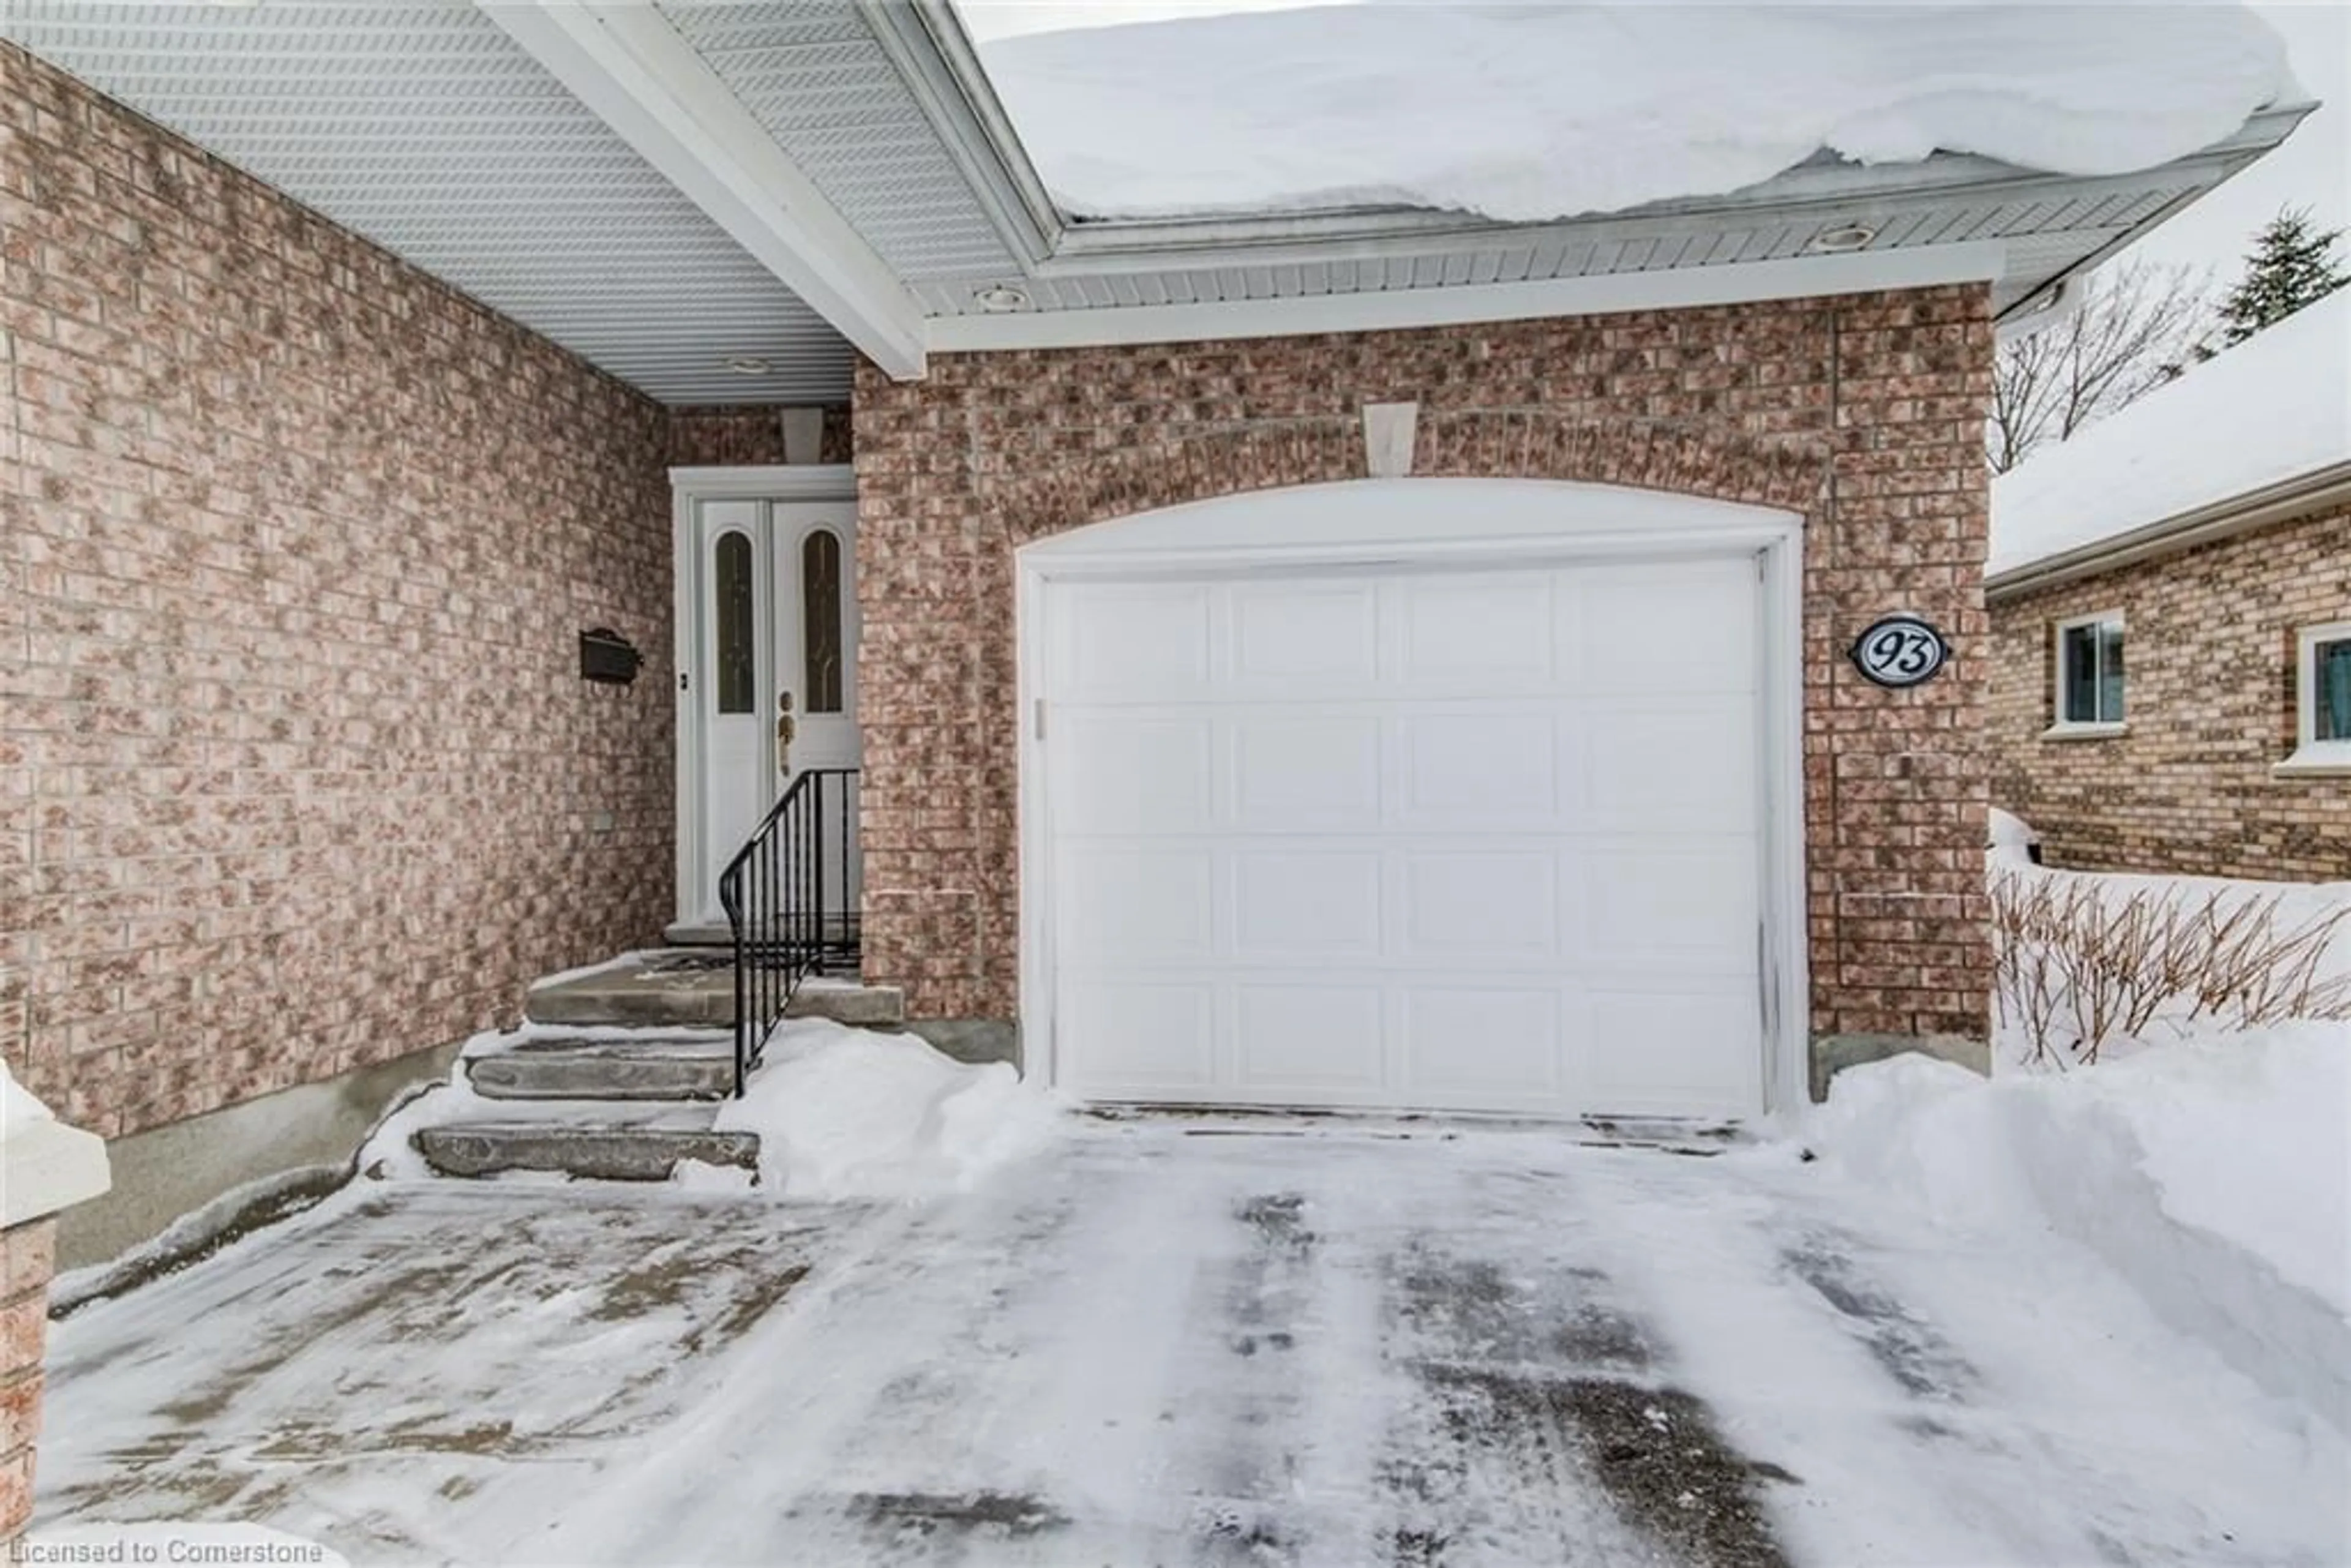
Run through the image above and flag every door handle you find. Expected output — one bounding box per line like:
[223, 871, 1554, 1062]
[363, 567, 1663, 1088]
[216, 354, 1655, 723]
[776, 690, 797, 776]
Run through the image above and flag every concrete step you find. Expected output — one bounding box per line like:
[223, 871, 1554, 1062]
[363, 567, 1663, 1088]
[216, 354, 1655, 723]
[464, 1035, 734, 1103]
[524, 951, 902, 1030]
[413, 1113, 758, 1183]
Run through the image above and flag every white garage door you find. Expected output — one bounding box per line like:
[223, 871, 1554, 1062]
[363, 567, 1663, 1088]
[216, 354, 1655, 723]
[1039, 551, 1767, 1120]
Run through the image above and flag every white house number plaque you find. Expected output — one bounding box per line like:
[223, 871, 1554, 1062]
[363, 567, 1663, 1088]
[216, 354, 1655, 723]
[1850, 615, 1950, 689]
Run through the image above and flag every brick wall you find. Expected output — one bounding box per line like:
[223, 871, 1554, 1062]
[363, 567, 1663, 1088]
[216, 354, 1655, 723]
[3, 45, 677, 1139]
[0, 1219, 53, 1543]
[853, 287, 1998, 1048]
[669, 404, 852, 468]
[1990, 498, 2351, 880]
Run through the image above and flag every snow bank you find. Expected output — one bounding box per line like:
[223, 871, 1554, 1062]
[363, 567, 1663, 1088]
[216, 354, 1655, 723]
[982, 4, 2292, 222]
[1988, 838, 2351, 1070]
[714, 1020, 1065, 1201]
[1807, 1026, 2351, 1430]
[1991, 833, 2351, 946]
[1986, 806, 2038, 857]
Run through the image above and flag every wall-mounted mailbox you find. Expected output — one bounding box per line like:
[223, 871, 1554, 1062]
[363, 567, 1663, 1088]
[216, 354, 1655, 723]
[579, 627, 643, 686]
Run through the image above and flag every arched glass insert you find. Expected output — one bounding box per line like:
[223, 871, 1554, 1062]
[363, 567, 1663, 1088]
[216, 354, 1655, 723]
[714, 530, 756, 715]
[802, 529, 844, 714]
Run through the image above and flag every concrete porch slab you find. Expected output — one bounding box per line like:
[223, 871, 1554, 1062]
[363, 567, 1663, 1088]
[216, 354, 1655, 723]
[523, 952, 904, 1030]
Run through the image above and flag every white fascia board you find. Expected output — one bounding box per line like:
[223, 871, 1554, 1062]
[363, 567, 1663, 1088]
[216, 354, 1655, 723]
[479, 1, 928, 381]
[929, 241, 2006, 354]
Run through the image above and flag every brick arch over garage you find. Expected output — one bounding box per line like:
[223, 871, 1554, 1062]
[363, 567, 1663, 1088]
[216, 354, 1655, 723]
[850, 290, 1995, 1062]
[989, 415, 1829, 549]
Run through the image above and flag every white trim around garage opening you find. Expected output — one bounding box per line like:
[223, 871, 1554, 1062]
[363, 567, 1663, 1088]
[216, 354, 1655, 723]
[1013, 478, 1812, 1121]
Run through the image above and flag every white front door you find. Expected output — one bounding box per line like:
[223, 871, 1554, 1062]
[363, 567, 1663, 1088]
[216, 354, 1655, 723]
[1035, 550, 1769, 1120]
[684, 495, 861, 926]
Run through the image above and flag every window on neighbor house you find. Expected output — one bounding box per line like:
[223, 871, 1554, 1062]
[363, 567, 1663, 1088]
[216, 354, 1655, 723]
[2282, 620, 2351, 774]
[714, 530, 757, 715]
[802, 529, 844, 715]
[2053, 612, 2126, 729]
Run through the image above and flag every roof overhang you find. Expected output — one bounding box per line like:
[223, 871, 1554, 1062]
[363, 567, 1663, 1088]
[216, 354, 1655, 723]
[871, 0, 2311, 349]
[929, 239, 2008, 353]
[1987, 460, 2351, 601]
[479, 0, 929, 380]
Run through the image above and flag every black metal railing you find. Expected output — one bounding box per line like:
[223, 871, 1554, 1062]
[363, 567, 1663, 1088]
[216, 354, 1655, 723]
[717, 767, 861, 1096]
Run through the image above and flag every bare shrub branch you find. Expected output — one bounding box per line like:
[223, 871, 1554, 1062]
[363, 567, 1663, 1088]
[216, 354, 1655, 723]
[1989, 866, 2351, 1068]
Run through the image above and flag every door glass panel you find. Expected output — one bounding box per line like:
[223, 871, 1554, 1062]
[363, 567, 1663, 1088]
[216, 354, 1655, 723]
[803, 528, 844, 715]
[714, 530, 756, 715]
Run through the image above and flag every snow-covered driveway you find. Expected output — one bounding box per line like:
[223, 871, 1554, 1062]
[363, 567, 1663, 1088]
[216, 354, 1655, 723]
[37, 1120, 2344, 1567]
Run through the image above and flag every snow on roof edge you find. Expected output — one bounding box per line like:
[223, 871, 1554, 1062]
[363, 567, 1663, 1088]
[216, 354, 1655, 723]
[1990, 288, 2351, 581]
[978, 4, 2293, 228]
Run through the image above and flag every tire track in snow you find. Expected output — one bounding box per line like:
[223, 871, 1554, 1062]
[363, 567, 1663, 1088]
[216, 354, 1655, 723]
[1570, 1151, 2341, 1568]
[1374, 1216, 1791, 1568]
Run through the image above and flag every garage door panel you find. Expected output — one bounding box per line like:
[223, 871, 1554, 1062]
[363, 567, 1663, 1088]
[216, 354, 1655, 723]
[1230, 580, 1381, 690]
[1581, 701, 1757, 827]
[1577, 557, 1760, 695]
[1400, 986, 1564, 1102]
[1401, 850, 1559, 959]
[1398, 572, 1556, 688]
[1063, 980, 1216, 1092]
[1581, 986, 1762, 1117]
[1235, 984, 1385, 1090]
[1232, 850, 1384, 958]
[1229, 715, 1383, 828]
[1400, 711, 1561, 827]
[1058, 715, 1214, 835]
[1062, 847, 1214, 963]
[1580, 844, 1759, 969]
[1054, 582, 1213, 699]
[1043, 545, 1771, 1121]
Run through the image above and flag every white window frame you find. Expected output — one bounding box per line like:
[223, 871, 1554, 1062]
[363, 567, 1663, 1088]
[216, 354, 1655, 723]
[2047, 609, 2128, 738]
[2276, 618, 2351, 777]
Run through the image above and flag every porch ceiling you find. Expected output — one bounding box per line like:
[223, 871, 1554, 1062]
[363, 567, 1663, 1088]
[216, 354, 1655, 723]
[0, 0, 858, 405]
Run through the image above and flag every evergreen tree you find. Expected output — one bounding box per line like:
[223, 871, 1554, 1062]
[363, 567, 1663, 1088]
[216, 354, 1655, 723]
[2213, 208, 2350, 348]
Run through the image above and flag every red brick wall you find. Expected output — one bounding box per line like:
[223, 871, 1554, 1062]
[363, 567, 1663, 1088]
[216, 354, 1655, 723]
[3, 45, 677, 1138]
[853, 287, 1997, 1048]
[0, 1219, 54, 1543]
[1990, 499, 2351, 880]
[668, 405, 852, 468]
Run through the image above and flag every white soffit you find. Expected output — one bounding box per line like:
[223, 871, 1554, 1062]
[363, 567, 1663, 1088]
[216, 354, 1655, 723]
[655, 0, 1022, 300]
[0, 0, 857, 405]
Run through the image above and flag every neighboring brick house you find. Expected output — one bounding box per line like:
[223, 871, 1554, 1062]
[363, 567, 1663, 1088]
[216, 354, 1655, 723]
[0, 6, 2309, 1267]
[1989, 289, 2351, 881]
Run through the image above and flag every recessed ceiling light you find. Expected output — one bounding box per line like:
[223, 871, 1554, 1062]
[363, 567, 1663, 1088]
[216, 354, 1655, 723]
[1810, 223, 1878, 254]
[973, 284, 1033, 313]
[722, 356, 773, 376]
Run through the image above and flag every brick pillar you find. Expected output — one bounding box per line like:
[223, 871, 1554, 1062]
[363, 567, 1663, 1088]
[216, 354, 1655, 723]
[0, 1064, 110, 1547]
[1, 1218, 57, 1544]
